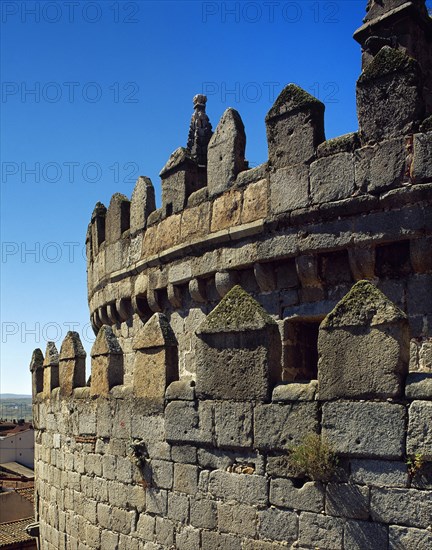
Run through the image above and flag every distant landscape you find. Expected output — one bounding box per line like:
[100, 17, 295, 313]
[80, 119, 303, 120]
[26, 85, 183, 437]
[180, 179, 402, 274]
[0, 395, 32, 422]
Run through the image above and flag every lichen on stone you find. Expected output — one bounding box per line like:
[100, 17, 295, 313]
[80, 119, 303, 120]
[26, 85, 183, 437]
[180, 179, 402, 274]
[321, 280, 407, 329]
[266, 83, 323, 120]
[199, 284, 276, 333]
[359, 46, 418, 83]
[109, 192, 129, 205]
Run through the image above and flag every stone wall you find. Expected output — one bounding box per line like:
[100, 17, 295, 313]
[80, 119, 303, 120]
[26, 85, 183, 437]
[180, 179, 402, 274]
[31, 281, 432, 550]
[31, 1, 432, 549]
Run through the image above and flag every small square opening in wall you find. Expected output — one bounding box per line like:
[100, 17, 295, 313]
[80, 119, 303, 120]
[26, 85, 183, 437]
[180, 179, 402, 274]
[376, 241, 411, 278]
[282, 318, 323, 382]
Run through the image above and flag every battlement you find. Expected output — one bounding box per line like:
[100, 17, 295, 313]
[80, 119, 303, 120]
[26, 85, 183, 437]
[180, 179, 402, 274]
[85, 2, 432, 388]
[31, 2, 432, 549]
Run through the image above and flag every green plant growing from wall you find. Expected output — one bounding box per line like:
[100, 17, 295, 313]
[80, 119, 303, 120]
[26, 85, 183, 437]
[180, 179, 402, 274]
[406, 452, 425, 477]
[289, 433, 338, 482]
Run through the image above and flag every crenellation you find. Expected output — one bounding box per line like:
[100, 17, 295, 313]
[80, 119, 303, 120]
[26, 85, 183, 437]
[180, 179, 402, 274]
[43, 341, 60, 398]
[32, 2, 432, 548]
[59, 331, 86, 396]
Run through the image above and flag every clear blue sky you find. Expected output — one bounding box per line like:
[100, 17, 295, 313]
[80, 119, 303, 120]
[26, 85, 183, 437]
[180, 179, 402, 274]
[1, 0, 378, 394]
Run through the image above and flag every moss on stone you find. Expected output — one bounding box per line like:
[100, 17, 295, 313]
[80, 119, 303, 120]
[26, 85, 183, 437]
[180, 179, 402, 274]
[266, 84, 323, 120]
[199, 285, 276, 333]
[317, 132, 360, 157]
[321, 280, 407, 329]
[359, 46, 418, 83]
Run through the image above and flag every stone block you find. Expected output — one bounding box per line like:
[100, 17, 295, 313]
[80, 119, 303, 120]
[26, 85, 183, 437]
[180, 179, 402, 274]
[412, 132, 432, 183]
[175, 526, 201, 550]
[196, 286, 281, 401]
[101, 529, 119, 548]
[150, 460, 173, 490]
[407, 400, 432, 459]
[350, 459, 408, 488]
[156, 213, 182, 253]
[189, 494, 217, 529]
[155, 517, 174, 547]
[208, 470, 268, 506]
[170, 445, 197, 464]
[269, 164, 309, 214]
[272, 381, 318, 402]
[371, 487, 432, 528]
[317, 132, 360, 157]
[165, 401, 213, 444]
[165, 379, 196, 401]
[173, 463, 198, 495]
[257, 507, 298, 543]
[201, 530, 242, 550]
[325, 483, 369, 519]
[207, 108, 246, 197]
[405, 372, 432, 399]
[136, 514, 155, 542]
[344, 520, 388, 550]
[318, 281, 409, 400]
[254, 403, 319, 450]
[356, 47, 424, 143]
[180, 202, 211, 242]
[322, 401, 406, 458]
[145, 488, 167, 516]
[242, 179, 268, 224]
[269, 478, 324, 513]
[389, 525, 432, 549]
[210, 189, 242, 232]
[218, 502, 257, 537]
[355, 137, 406, 194]
[110, 507, 135, 535]
[266, 84, 325, 169]
[298, 512, 344, 549]
[214, 401, 253, 448]
[167, 492, 189, 523]
[310, 152, 355, 204]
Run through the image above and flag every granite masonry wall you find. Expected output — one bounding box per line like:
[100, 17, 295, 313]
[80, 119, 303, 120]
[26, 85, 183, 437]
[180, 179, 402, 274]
[31, 1, 432, 549]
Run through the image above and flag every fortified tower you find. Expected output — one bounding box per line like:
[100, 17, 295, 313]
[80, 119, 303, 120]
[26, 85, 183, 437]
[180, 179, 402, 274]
[30, 2, 432, 549]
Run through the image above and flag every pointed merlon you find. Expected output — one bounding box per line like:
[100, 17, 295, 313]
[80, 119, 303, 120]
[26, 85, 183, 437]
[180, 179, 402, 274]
[133, 312, 178, 350]
[29, 348, 44, 372]
[266, 84, 325, 168]
[91, 325, 122, 357]
[207, 108, 246, 197]
[43, 342, 59, 397]
[321, 279, 407, 329]
[130, 176, 156, 234]
[318, 280, 409, 400]
[198, 284, 276, 334]
[59, 331, 87, 396]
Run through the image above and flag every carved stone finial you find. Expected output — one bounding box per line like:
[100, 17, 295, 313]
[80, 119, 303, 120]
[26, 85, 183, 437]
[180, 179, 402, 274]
[187, 94, 213, 167]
